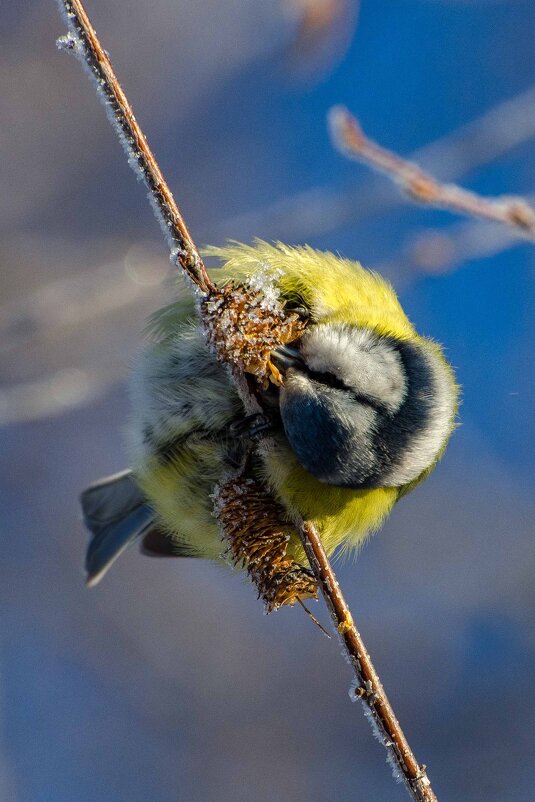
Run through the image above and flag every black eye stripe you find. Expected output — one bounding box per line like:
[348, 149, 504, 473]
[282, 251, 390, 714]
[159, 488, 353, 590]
[305, 368, 348, 393]
[304, 368, 390, 416]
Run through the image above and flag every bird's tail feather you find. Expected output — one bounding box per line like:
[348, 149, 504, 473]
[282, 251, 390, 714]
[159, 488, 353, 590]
[81, 469, 155, 587]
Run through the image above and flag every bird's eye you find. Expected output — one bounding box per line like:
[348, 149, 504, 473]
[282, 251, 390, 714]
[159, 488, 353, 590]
[271, 346, 351, 393]
[295, 325, 410, 417]
[308, 370, 392, 416]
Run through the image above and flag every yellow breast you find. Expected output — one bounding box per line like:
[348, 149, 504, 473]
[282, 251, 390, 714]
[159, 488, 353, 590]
[261, 441, 398, 562]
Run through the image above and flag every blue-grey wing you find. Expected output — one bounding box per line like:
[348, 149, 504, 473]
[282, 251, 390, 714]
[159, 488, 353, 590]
[81, 470, 155, 586]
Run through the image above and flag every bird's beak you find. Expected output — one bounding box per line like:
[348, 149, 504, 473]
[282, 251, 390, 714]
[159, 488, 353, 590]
[270, 344, 305, 373]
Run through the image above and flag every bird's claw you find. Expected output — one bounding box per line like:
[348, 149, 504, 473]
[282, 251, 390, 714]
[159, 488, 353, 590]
[229, 413, 274, 441]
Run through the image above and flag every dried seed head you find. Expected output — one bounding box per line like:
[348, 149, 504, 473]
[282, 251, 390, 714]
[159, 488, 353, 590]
[201, 281, 306, 386]
[214, 475, 318, 613]
[204, 278, 313, 610]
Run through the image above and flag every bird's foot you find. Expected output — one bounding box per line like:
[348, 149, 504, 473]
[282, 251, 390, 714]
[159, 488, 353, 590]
[229, 413, 274, 441]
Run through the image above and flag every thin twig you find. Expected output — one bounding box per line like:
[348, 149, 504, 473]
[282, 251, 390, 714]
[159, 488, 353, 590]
[404, 196, 535, 274]
[56, 3, 439, 800]
[329, 104, 535, 241]
[56, 0, 215, 294]
[216, 81, 535, 244]
[300, 522, 437, 802]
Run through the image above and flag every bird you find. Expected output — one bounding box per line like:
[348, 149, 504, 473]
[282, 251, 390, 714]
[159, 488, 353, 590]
[81, 240, 458, 587]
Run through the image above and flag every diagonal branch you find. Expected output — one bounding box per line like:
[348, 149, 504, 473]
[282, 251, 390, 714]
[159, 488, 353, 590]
[56, 3, 437, 801]
[329, 104, 535, 241]
[300, 522, 437, 802]
[57, 0, 215, 294]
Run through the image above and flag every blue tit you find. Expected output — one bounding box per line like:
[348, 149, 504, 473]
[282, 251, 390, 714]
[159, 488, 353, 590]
[81, 241, 458, 586]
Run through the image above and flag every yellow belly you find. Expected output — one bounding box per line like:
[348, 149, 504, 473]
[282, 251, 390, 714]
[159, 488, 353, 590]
[261, 442, 398, 562]
[136, 434, 398, 565]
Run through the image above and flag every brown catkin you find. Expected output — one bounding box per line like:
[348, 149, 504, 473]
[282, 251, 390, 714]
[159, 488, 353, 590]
[204, 279, 315, 611]
[215, 474, 318, 613]
[201, 282, 306, 386]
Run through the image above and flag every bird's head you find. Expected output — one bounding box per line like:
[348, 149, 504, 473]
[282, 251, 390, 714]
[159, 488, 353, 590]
[271, 323, 457, 489]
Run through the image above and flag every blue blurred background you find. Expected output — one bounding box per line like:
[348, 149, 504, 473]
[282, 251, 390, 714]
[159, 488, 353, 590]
[1, 1, 535, 800]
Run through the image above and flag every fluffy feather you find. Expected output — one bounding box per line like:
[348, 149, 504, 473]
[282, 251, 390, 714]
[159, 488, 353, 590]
[122, 242, 458, 567]
[81, 242, 458, 582]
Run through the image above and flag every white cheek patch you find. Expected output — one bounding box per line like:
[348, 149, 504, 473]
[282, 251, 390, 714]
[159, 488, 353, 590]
[301, 325, 407, 413]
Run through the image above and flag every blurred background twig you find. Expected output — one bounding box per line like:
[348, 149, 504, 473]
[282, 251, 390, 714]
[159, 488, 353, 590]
[329, 104, 535, 239]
